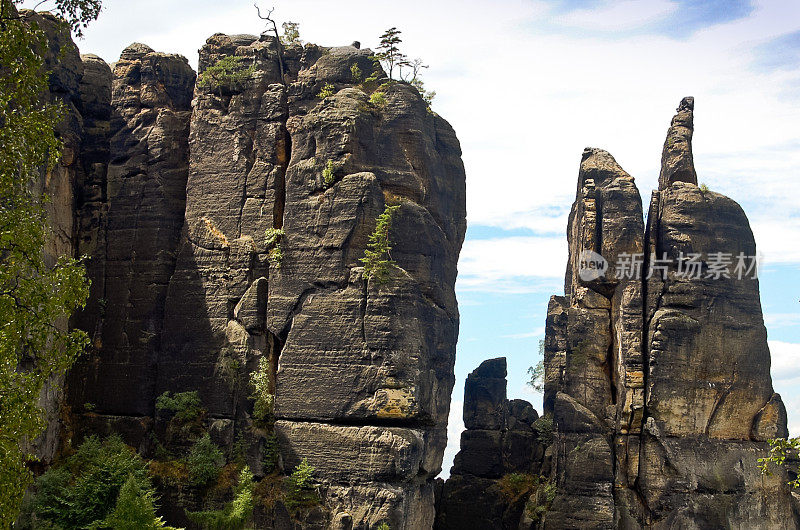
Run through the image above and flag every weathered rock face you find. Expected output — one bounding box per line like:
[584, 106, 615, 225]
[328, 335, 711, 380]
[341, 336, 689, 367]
[541, 99, 798, 529]
[436, 358, 549, 530]
[55, 29, 465, 529]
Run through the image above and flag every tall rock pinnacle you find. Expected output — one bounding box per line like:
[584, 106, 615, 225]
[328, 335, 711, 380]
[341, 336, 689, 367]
[658, 96, 698, 189]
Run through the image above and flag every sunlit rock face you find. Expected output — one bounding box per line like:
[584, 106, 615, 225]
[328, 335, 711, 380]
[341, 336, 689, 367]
[541, 99, 797, 529]
[59, 28, 466, 528]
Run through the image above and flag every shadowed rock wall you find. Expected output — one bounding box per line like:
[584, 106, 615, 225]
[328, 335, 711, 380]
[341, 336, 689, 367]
[55, 29, 465, 529]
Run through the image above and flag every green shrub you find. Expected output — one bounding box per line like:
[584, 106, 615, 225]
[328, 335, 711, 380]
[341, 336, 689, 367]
[360, 205, 400, 284]
[369, 91, 387, 107]
[251, 357, 275, 424]
[699, 182, 709, 192]
[186, 468, 254, 530]
[322, 160, 337, 187]
[318, 82, 336, 99]
[187, 434, 224, 487]
[268, 245, 283, 270]
[88, 474, 178, 529]
[376, 523, 391, 530]
[499, 473, 538, 501]
[264, 228, 285, 248]
[197, 56, 255, 95]
[27, 435, 152, 529]
[350, 63, 363, 82]
[525, 480, 556, 521]
[533, 414, 554, 446]
[262, 434, 280, 474]
[284, 459, 319, 512]
[156, 391, 204, 422]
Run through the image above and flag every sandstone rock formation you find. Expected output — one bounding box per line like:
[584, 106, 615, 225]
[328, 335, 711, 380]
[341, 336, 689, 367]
[43, 26, 465, 529]
[436, 358, 550, 529]
[542, 99, 798, 528]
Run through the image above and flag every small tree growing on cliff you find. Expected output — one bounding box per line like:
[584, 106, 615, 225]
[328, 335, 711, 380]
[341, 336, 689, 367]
[759, 437, 800, 488]
[361, 205, 400, 284]
[375, 27, 408, 81]
[527, 340, 545, 392]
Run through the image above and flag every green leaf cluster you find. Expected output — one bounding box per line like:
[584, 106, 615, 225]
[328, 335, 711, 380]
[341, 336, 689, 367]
[186, 468, 254, 530]
[1, 2, 97, 523]
[532, 414, 554, 446]
[317, 82, 336, 99]
[322, 160, 337, 187]
[89, 475, 179, 530]
[283, 459, 319, 512]
[187, 434, 224, 487]
[250, 356, 274, 425]
[24, 435, 155, 529]
[758, 437, 800, 488]
[280, 21, 301, 45]
[361, 205, 400, 284]
[155, 390, 204, 423]
[197, 56, 255, 95]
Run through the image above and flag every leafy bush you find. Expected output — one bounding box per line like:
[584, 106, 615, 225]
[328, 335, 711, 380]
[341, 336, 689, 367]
[186, 468, 254, 529]
[156, 391, 204, 422]
[759, 437, 800, 488]
[268, 245, 283, 270]
[88, 474, 178, 529]
[376, 523, 391, 530]
[499, 473, 538, 501]
[264, 228, 285, 248]
[533, 414, 554, 446]
[361, 205, 400, 284]
[263, 434, 280, 474]
[251, 357, 275, 424]
[318, 82, 336, 99]
[187, 434, 224, 487]
[350, 63, 363, 82]
[284, 459, 319, 512]
[197, 56, 255, 95]
[322, 160, 337, 187]
[281, 21, 301, 44]
[369, 91, 387, 107]
[699, 182, 710, 192]
[27, 435, 152, 529]
[525, 480, 556, 521]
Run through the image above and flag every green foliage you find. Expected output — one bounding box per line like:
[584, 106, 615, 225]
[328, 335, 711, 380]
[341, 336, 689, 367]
[88, 474, 178, 529]
[318, 82, 336, 99]
[499, 473, 539, 501]
[187, 434, 224, 487]
[27, 435, 153, 529]
[525, 480, 556, 521]
[533, 414, 554, 446]
[375, 27, 407, 80]
[699, 182, 710, 192]
[527, 340, 545, 392]
[759, 437, 800, 488]
[186, 468, 254, 530]
[411, 77, 436, 107]
[156, 390, 204, 422]
[268, 245, 283, 270]
[0, 3, 96, 523]
[197, 56, 254, 95]
[369, 91, 387, 107]
[322, 160, 337, 187]
[262, 434, 279, 474]
[350, 63, 363, 82]
[284, 459, 319, 512]
[281, 21, 301, 44]
[376, 524, 390, 530]
[360, 205, 400, 284]
[250, 356, 274, 424]
[264, 227, 285, 248]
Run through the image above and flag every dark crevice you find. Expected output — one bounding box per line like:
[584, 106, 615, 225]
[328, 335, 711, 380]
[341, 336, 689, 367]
[275, 414, 435, 430]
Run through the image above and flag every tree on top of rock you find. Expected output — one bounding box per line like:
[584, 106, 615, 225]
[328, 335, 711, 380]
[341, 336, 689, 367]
[376, 27, 408, 81]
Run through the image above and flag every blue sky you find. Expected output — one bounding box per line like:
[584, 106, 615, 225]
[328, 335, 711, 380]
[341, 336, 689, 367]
[31, 0, 800, 477]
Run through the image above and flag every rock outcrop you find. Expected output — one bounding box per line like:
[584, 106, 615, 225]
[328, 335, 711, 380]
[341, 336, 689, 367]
[436, 358, 550, 529]
[47, 27, 465, 529]
[541, 99, 797, 528]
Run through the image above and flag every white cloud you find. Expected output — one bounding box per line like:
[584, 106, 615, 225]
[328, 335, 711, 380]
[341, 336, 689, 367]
[770, 340, 800, 382]
[556, 0, 677, 32]
[440, 399, 464, 479]
[457, 236, 566, 293]
[765, 313, 800, 329]
[501, 327, 545, 339]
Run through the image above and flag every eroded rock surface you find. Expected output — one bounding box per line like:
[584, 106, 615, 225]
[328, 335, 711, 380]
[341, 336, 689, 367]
[56, 29, 465, 529]
[541, 99, 797, 529]
[436, 358, 549, 530]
